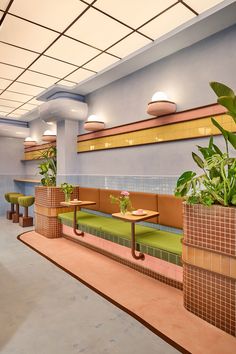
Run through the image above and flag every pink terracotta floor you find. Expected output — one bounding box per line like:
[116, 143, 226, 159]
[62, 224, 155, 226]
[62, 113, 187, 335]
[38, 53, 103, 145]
[19, 231, 236, 354]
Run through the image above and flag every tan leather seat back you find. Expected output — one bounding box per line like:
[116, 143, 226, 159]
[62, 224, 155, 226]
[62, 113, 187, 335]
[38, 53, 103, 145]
[79, 187, 100, 210]
[129, 191, 158, 223]
[158, 194, 183, 229]
[99, 189, 121, 214]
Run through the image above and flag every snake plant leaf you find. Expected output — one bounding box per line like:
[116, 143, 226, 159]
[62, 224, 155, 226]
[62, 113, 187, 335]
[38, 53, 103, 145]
[210, 81, 235, 98]
[211, 118, 228, 140]
[176, 171, 196, 187]
[192, 152, 204, 168]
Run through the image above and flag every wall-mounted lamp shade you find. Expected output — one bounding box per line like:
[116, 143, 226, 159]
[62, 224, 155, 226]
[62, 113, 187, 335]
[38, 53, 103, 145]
[84, 115, 105, 131]
[42, 130, 56, 142]
[147, 91, 176, 117]
[24, 137, 37, 147]
[39, 98, 88, 123]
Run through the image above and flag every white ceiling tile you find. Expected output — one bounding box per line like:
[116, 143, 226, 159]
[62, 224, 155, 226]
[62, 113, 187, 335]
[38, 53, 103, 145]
[84, 53, 119, 72]
[66, 68, 95, 83]
[8, 113, 21, 117]
[9, 0, 87, 32]
[28, 97, 43, 105]
[18, 70, 57, 87]
[184, 0, 224, 13]
[0, 111, 7, 116]
[30, 56, 77, 78]
[0, 98, 21, 108]
[20, 103, 37, 110]
[0, 105, 13, 112]
[12, 108, 29, 114]
[0, 10, 3, 20]
[0, 90, 33, 102]
[45, 36, 100, 66]
[66, 7, 131, 50]
[0, 0, 9, 11]
[0, 42, 38, 67]
[0, 63, 24, 80]
[0, 14, 58, 52]
[109, 33, 151, 58]
[140, 3, 196, 40]
[9, 82, 44, 95]
[95, 0, 176, 28]
[0, 77, 12, 90]
[57, 80, 76, 87]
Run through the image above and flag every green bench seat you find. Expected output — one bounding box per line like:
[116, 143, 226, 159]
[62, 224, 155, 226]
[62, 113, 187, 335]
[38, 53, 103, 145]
[58, 211, 182, 266]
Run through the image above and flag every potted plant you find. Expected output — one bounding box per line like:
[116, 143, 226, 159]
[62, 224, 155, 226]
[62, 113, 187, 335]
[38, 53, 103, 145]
[60, 183, 74, 202]
[38, 146, 57, 186]
[110, 191, 132, 214]
[175, 82, 236, 336]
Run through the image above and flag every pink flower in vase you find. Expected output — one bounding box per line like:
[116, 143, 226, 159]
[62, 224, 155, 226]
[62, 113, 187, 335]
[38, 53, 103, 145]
[121, 191, 129, 196]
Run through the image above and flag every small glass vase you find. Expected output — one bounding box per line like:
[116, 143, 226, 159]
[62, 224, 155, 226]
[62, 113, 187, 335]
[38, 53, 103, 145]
[65, 193, 71, 202]
[120, 204, 128, 215]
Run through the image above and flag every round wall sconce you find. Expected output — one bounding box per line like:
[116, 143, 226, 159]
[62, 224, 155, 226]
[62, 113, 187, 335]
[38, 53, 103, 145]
[42, 130, 56, 142]
[24, 137, 37, 147]
[84, 115, 105, 131]
[147, 91, 176, 117]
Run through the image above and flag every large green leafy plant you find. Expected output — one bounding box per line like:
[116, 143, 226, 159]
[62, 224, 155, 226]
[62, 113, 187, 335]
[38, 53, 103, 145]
[175, 82, 236, 206]
[38, 146, 57, 186]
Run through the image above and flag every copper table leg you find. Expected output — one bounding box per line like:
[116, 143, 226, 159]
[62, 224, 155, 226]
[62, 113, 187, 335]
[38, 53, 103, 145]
[73, 205, 84, 237]
[131, 222, 145, 260]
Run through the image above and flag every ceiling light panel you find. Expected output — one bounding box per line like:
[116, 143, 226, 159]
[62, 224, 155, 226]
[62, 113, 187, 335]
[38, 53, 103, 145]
[66, 68, 95, 83]
[140, 3, 196, 40]
[109, 32, 151, 58]
[30, 55, 77, 78]
[84, 53, 119, 72]
[18, 70, 57, 87]
[0, 14, 58, 52]
[0, 105, 13, 113]
[20, 103, 37, 110]
[45, 36, 100, 66]
[66, 7, 131, 50]
[28, 98, 42, 105]
[0, 0, 9, 10]
[9, 0, 87, 32]
[184, 0, 225, 14]
[0, 90, 32, 102]
[95, 0, 177, 29]
[0, 63, 24, 80]
[0, 78, 12, 90]
[57, 80, 76, 87]
[0, 42, 38, 67]
[9, 82, 44, 96]
[0, 99, 21, 108]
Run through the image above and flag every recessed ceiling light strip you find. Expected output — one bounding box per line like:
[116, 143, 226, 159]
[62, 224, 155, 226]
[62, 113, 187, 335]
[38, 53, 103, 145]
[0, 0, 14, 27]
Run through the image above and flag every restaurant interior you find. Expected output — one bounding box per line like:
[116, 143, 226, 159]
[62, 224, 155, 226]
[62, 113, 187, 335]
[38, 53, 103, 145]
[0, 1, 236, 353]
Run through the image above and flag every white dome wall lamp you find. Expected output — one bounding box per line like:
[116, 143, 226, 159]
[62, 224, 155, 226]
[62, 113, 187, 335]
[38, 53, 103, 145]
[24, 137, 37, 147]
[147, 91, 176, 117]
[84, 114, 105, 131]
[42, 130, 56, 142]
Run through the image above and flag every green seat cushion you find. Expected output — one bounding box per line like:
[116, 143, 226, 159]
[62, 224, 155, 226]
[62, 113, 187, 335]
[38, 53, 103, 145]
[5, 192, 22, 203]
[58, 211, 182, 258]
[8, 193, 24, 204]
[18, 196, 35, 207]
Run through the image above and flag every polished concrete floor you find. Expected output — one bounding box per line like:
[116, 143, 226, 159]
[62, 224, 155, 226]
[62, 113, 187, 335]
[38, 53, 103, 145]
[0, 217, 179, 354]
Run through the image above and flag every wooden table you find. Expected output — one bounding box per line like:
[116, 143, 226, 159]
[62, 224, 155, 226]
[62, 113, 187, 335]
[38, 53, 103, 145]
[112, 210, 159, 260]
[60, 200, 96, 236]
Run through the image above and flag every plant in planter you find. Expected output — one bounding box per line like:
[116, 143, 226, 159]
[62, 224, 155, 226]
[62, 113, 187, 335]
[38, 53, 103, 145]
[110, 191, 132, 214]
[175, 82, 236, 205]
[38, 146, 57, 186]
[60, 183, 74, 202]
[174, 81, 236, 336]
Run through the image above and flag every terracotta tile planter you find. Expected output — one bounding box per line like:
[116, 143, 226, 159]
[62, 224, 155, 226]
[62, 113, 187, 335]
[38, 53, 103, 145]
[182, 203, 236, 336]
[35, 186, 79, 238]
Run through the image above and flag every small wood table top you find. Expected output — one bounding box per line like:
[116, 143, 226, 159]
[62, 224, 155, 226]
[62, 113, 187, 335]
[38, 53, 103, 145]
[112, 210, 159, 223]
[60, 200, 96, 207]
